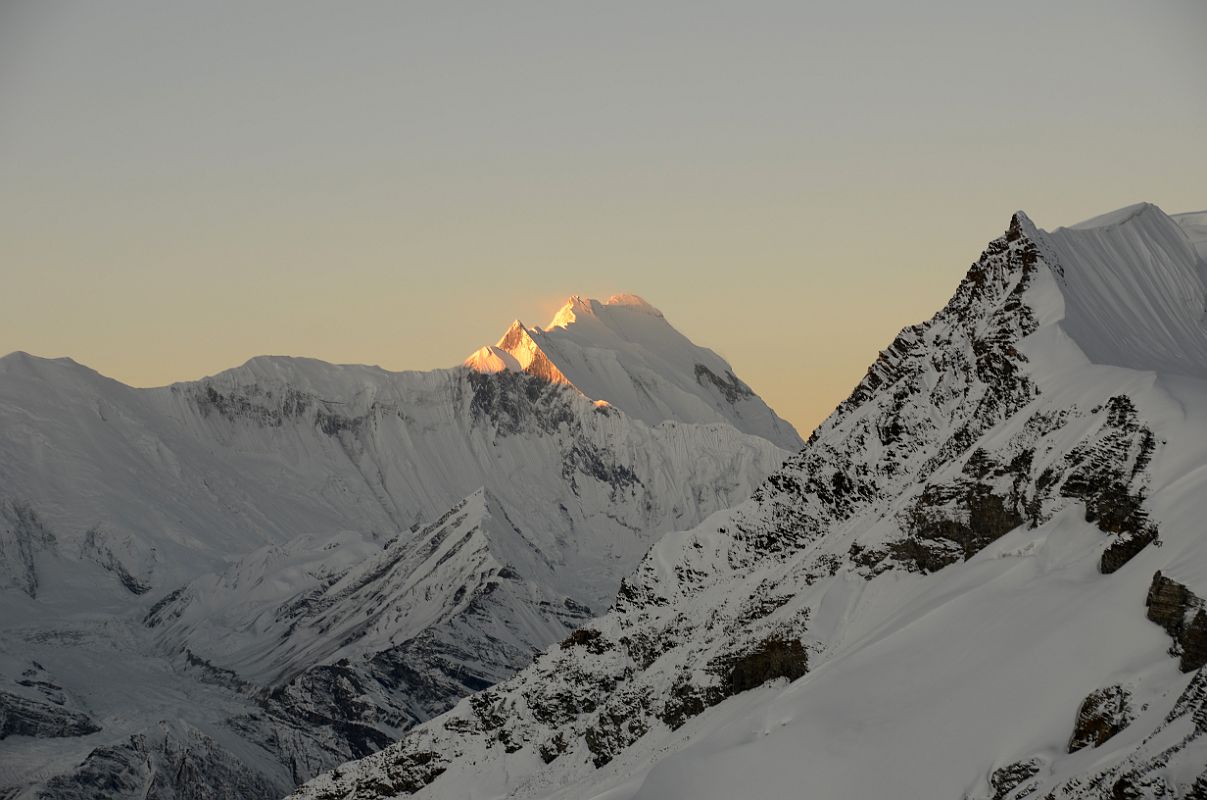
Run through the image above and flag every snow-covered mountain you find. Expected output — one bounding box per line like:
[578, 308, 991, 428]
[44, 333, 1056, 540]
[295, 202, 1207, 800]
[464, 294, 804, 451]
[0, 303, 794, 798]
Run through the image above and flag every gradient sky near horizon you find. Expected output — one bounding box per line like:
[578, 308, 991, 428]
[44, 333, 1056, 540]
[2, 1, 1205, 433]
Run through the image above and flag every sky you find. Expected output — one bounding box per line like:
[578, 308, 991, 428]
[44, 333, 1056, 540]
[2, 1, 1205, 433]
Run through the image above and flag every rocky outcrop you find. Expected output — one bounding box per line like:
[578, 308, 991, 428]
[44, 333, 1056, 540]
[0, 499, 55, 598]
[985, 757, 1044, 800]
[0, 690, 100, 740]
[1056, 396, 1160, 574]
[1068, 685, 1133, 752]
[560, 628, 612, 654]
[1146, 572, 1207, 672]
[34, 726, 282, 800]
[694, 364, 755, 403]
[723, 636, 808, 694]
[895, 481, 1024, 573]
[80, 526, 154, 595]
[1099, 529, 1159, 575]
[1023, 667, 1207, 799]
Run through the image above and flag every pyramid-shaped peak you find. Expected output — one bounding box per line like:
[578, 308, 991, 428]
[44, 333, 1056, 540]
[495, 320, 535, 351]
[464, 345, 522, 374]
[547, 296, 595, 329]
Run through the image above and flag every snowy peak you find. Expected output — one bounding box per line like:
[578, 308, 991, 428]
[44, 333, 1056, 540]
[547, 295, 594, 329]
[464, 293, 804, 450]
[1029, 201, 1207, 378]
[545, 294, 665, 329]
[604, 293, 663, 316]
[463, 345, 522, 375]
[487, 319, 576, 386]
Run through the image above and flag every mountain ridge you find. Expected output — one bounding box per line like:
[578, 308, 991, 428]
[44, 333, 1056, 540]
[293, 202, 1207, 800]
[0, 302, 796, 798]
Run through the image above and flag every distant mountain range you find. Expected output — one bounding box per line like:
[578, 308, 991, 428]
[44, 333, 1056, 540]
[0, 296, 793, 798]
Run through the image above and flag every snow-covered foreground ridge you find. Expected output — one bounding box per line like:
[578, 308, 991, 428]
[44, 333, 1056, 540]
[0, 300, 793, 798]
[296, 203, 1207, 800]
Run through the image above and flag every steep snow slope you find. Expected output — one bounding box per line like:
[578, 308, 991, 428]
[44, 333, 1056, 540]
[1046, 203, 1207, 378]
[147, 489, 581, 691]
[0, 354, 787, 607]
[464, 294, 804, 451]
[0, 313, 795, 797]
[296, 203, 1207, 800]
[1174, 210, 1207, 261]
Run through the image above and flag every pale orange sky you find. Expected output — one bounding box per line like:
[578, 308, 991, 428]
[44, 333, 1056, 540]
[2, 1, 1206, 433]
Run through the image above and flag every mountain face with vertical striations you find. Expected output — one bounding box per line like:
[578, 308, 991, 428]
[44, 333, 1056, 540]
[295, 203, 1207, 800]
[0, 301, 794, 798]
[464, 293, 804, 451]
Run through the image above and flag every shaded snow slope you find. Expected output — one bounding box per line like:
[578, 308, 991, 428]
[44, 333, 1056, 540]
[296, 203, 1207, 800]
[1174, 209, 1207, 261]
[1039, 203, 1207, 379]
[0, 354, 784, 607]
[464, 294, 804, 451]
[147, 489, 580, 690]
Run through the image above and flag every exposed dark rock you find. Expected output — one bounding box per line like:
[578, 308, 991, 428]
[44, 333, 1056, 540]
[1068, 685, 1133, 752]
[143, 587, 186, 627]
[523, 668, 605, 727]
[183, 650, 252, 693]
[538, 732, 568, 764]
[0, 499, 56, 599]
[467, 370, 575, 437]
[1188, 769, 1207, 800]
[262, 662, 401, 759]
[33, 727, 282, 800]
[1145, 571, 1195, 638]
[894, 482, 1024, 574]
[618, 631, 668, 670]
[468, 691, 507, 732]
[80, 526, 153, 594]
[657, 678, 726, 731]
[694, 364, 755, 403]
[315, 407, 364, 438]
[192, 383, 311, 427]
[0, 689, 100, 739]
[1146, 572, 1207, 672]
[1100, 528, 1159, 574]
[988, 757, 1042, 800]
[1185, 612, 1207, 673]
[1031, 667, 1207, 800]
[583, 687, 652, 768]
[1056, 396, 1160, 573]
[560, 628, 612, 655]
[1109, 772, 1175, 800]
[36, 737, 151, 799]
[561, 442, 641, 500]
[724, 636, 808, 694]
[369, 748, 448, 796]
[495, 726, 524, 753]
